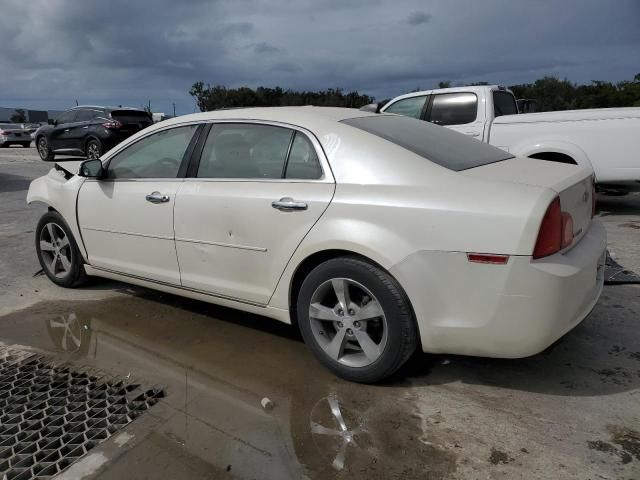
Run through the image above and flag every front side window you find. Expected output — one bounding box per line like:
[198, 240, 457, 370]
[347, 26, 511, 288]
[428, 93, 478, 126]
[197, 123, 293, 179]
[106, 125, 197, 179]
[56, 110, 77, 125]
[384, 95, 427, 119]
[493, 91, 519, 117]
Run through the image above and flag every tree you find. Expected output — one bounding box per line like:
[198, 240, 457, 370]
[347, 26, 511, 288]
[189, 82, 374, 111]
[10, 109, 26, 123]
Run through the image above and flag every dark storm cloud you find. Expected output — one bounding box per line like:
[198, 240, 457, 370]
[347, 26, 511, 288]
[0, 0, 638, 114]
[407, 12, 431, 26]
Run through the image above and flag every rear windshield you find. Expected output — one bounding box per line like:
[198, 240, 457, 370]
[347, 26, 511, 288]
[341, 115, 514, 171]
[109, 110, 152, 124]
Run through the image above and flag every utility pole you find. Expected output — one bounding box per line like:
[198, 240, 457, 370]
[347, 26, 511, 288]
[173, 103, 176, 117]
[75, 99, 79, 106]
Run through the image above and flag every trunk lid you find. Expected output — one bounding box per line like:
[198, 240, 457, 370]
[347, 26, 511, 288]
[462, 156, 594, 247]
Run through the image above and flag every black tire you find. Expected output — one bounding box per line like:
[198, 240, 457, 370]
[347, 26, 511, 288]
[85, 138, 102, 159]
[296, 256, 417, 383]
[35, 211, 88, 288]
[0, 143, 8, 148]
[21, 141, 31, 148]
[37, 136, 55, 161]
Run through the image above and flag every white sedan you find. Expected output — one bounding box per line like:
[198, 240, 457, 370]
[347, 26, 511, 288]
[27, 107, 606, 383]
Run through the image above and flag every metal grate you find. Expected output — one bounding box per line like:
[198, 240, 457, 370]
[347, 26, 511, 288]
[0, 346, 163, 480]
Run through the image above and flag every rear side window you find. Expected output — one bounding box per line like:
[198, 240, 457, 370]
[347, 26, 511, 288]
[384, 95, 427, 119]
[75, 109, 101, 122]
[56, 110, 77, 124]
[341, 115, 513, 172]
[198, 124, 293, 179]
[285, 132, 322, 179]
[428, 93, 477, 126]
[493, 91, 519, 117]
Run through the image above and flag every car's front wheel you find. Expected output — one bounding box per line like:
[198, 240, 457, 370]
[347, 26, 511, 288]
[297, 256, 418, 383]
[37, 137, 54, 161]
[36, 211, 87, 288]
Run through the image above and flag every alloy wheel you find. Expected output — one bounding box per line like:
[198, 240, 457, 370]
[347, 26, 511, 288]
[87, 142, 100, 159]
[39, 222, 72, 278]
[308, 278, 388, 367]
[37, 138, 48, 158]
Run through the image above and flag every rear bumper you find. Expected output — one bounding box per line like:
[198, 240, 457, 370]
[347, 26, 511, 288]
[390, 220, 607, 358]
[1, 134, 30, 143]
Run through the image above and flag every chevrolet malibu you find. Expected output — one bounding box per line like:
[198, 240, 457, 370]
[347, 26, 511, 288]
[27, 107, 606, 383]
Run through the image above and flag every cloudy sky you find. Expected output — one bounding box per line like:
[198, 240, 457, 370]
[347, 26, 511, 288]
[1, 0, 638, 114]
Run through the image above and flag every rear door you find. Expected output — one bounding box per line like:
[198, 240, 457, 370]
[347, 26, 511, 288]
[426, 92, 485, 139]
[68, 108, 102, 151]
[174, 122, 334, 304]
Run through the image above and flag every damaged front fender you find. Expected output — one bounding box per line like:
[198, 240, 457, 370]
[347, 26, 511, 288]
[27, 166, 88, 260]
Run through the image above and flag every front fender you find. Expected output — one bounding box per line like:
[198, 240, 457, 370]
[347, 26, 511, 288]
[510, 139, 595, 175]
[27, 169, 88, 260]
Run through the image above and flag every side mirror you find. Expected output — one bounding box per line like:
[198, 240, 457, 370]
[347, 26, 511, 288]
[359, 103, 380, 113]
[79, 159, 105, 178]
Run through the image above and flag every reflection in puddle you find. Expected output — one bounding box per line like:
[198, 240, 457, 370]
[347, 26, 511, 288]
[48, 312, 86, 352]
[311, 395, 360, 471]
[0, 296, 456, 479]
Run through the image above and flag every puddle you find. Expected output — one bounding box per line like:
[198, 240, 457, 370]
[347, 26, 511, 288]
[0, 295, 457, 479]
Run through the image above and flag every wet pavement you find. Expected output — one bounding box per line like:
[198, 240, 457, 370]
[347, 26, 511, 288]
[1, 149, 639, 479]
[0, 286, 638, 479]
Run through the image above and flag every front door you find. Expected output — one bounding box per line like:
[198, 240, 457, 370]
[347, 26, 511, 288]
[174, 122, 334, 304]
[77, 124, 200, 284]
[49, 109, 78, 152]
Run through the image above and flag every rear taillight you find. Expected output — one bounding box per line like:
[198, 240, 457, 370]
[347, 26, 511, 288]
[102, 120, 122, 129]
[533, 197, 574, 259]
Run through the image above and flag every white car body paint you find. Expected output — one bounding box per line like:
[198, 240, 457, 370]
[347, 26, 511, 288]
[28, 107, 606, 358]
[382, 85, 640, 191]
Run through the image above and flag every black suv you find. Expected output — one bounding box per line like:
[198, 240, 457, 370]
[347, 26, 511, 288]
[35, 106, 153, 161]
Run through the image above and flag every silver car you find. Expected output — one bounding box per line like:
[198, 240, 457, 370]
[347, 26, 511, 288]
[0, 123, 32, 147]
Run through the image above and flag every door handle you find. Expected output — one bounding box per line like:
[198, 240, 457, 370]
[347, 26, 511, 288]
[145, 191, 170, 204]
[272, 197, 308, 211]
[82, 126, 89, 129]
[63, 129, 70, 132]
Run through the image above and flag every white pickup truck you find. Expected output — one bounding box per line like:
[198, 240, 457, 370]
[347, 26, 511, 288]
[379, 85, 640, 194]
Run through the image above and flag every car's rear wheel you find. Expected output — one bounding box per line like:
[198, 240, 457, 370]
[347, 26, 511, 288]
[37, 137, 54, 161]
[85, 139, 102, 160]
[297, 256, 417, 383]
[36, 211, 87, 288]
[21, 141, 31, 148]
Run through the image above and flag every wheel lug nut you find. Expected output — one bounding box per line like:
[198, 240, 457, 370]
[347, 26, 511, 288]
[346, 328, 353, 335]
[353, 321, 360, 328]
[337, 309, 344, 316]
[348, 309, 355, 316]
[338, 322, 344, 329]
